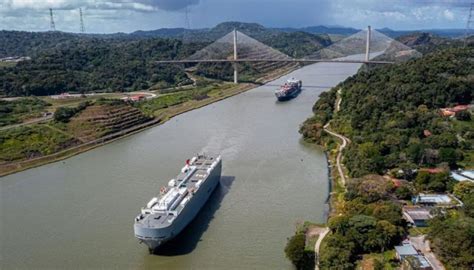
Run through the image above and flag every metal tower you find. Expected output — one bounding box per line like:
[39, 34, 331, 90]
[79, 8, 85, 33]
[464, 3, 474, 47]
[184, 6, 191, 30]
[181, 6, 191, 42]
[49, 8, 56, 31]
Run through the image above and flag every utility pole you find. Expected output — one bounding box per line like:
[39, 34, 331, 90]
[464, 3, 474, 47]
[79, 8, 85, 33]
[365, 25, 371, 62]
[49, 8, 56, 31]
[233, 29, 238, 84]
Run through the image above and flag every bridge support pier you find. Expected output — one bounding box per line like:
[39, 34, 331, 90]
[365, 25, 371, 62]
[233, 29, 238, 84]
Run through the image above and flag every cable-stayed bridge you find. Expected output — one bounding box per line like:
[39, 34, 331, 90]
[156, 26, 421, 83]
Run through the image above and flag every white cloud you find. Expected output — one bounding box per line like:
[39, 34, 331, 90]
[0, 0, 199, 12]
[0, 0, 469, 33]
[443, 9, 454, 21]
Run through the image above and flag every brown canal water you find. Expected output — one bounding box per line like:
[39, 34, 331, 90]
[0, 60, 363, 269]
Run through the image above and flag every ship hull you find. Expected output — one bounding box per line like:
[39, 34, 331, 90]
[276, 86, 301, 101]
[134, 160, 222, 252]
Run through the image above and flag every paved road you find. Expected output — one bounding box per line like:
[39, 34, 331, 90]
[410, 236, 445, 270]
[314, 227, 330, 270]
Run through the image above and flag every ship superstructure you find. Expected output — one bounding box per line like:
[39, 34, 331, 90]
[275, 78, 302, 101]
[134, 154, 222, 252]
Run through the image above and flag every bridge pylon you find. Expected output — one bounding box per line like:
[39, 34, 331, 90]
[233, 29, 238, 84]
[365, 25, 371, 62]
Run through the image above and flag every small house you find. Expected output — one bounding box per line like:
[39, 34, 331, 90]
[412, 193, 463, 208]
[395, 244, 418, 260]
[402, 255, 433, 270]
[403, 207, 432, 227]
[451, 170, 474, 183]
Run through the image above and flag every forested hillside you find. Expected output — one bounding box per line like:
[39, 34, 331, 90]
[0, 22, 332, 97]
[300, 45, 473, 270]
[0, 38, 199, 96]
[0, 30, 83, 58]
[301, 47, 473, 177]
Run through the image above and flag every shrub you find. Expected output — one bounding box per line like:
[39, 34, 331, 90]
[284, 232, 315, 270]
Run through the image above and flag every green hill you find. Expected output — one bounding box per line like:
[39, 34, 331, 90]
[0, 22, 331, 97]
[301, 47, 474, 177]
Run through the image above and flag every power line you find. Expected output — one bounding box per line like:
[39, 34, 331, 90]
[49, 8, 56, 31]
[464, 2, 474, 47]
[79, 8, 85, 33]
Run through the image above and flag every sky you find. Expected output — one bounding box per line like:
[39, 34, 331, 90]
[0, 0, 472, 33]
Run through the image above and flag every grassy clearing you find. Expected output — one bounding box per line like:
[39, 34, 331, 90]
[0, 124, 77, 162]
[135, 82, 242, 117]
[306, 234, 319, 252]
[0, 61, 17, 68]
[408, 227, 430, 237]
[357, 250, 398, 270]
[41, 94, 125, 110]
[0, 98, 50, 127]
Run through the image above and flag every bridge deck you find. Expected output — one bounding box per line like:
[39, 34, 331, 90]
[155, 58, 394, 65]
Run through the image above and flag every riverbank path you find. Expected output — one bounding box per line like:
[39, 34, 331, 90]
[314, 227, 330, 270]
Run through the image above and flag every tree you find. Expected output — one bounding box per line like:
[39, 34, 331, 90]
[328, 216, 350, 234]
[453, 181, 474, 201]
[345, 175, 392, 203]
[53, 107, 77, 123]
[428, 215, 474, 269]
[439, 147, 458, 167]
[455, 110, 471, 121]
[285, 232, 314, 270]
[320, 234, 355, 270]
[370, 201, 404, 226]
[453, 182, 474, 217]
[415, 171, 453, 192]
[395, 185, 413, 200]
[374, 220, 401, 251]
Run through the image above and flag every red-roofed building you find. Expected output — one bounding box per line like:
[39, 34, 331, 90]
[392, 178, 402, 187]
[452, 105, 469, 112]
[419, 168, 445, 174]
[121, 94, 146, 102]
[440, 105, 470, 117]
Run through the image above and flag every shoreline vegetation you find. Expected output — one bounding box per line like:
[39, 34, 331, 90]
[0, 65, 297, 177]
[285, 47, 473, 269]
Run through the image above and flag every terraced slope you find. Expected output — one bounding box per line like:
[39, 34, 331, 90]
[68, 104, 151, 142]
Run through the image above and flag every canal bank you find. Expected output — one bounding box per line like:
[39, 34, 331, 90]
[0, 61, 363, 269]
[0, 65, 299, 177]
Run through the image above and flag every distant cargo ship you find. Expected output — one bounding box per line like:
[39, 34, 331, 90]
[275, 78, 302, 101]
[134, 154, 222, 253]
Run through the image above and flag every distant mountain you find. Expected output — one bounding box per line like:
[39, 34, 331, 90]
[0, 22, 332, 59]
[395, 32, 467, 54]
[0, 30, 83, 58]
[131, 28, 189, 38]
[0, 22, 468, 59]
[127, 22, 279, 42]
[278, 25, 359, 36]
[377, 27, 467, 38]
